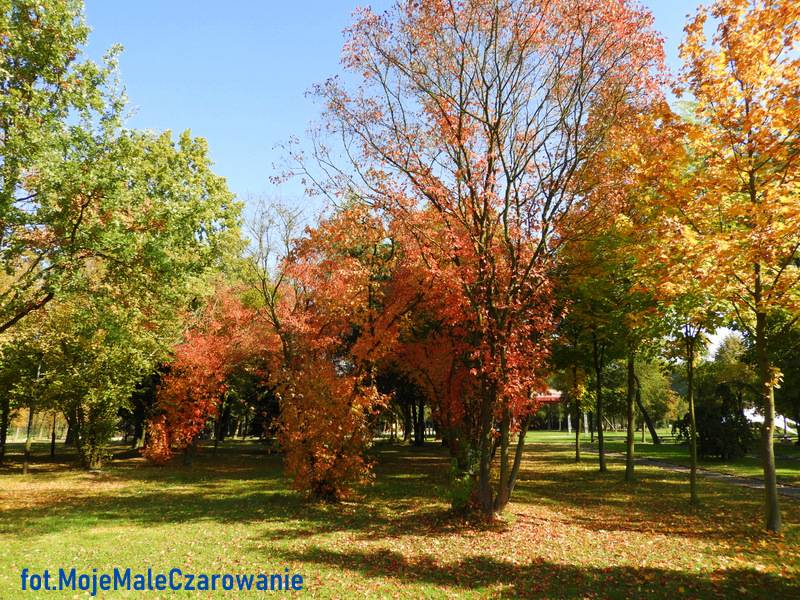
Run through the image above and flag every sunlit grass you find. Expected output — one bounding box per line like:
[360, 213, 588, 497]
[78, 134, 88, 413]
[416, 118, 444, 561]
[525, 430, 800, 485]
[1, 439, 798, 598]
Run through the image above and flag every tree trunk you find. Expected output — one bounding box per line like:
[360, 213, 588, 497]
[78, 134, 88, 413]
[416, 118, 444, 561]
[74, 421, 84, 464]
[633, 374, 661, 444]
[409, 400, 417, 443]
[132, 419, 145, 449]
[625, 348, 636, 482]
[494, 408, 511, 512]
[755, 309, 781, 532]
[0, 394, 9, 464]
[414, 396, 425, 446]
[213, 418, 221, 457]
[572, 365, 581, 463]
[23, 404, 35, 475]
[219, 397, 231, 443]
[592, 334, 607, 473]
[24, 362, 43, 473]
[65, 409, 77, 447]
[477, 382, 496, 516]
[686, 333, 699, 506]
[137, 421, 148, 452]
[50, 413, 57, 458]
[495, 413, 531, 513]
[85, 449, 103, 470]
[214, 396, 232, 457]
[400, 401, 411, 442]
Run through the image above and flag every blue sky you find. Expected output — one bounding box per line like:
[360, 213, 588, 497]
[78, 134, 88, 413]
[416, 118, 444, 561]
[84, 1, 733, 355]
[83, 0, 706, 208]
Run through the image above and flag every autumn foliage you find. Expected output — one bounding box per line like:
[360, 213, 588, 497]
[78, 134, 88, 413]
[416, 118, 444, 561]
[143, 207, 393, 500]
[143, 288, 266, 464]
[136, 0, 799, 534]
[294, 0, 667, 514]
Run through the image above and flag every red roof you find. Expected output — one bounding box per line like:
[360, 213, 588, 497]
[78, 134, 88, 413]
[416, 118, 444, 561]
[536, 389, 562, 404]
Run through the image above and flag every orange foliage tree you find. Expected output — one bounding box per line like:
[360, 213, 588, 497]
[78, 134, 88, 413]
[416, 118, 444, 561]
[146, 203, 401, 500]
[295, 0, 665, 516]
[242, 202, 420, 500]
[674, 0, 800, 532]
[143, 287, 267, 465]
[271, 205, 400, 500]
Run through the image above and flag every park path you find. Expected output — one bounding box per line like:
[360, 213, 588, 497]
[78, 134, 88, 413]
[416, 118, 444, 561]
[581, 445, 800, 501]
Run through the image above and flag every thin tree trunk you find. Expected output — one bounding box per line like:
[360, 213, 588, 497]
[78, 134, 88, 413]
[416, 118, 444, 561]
[24, 361, 42, 473]
[65, 416, 76, 446]
[494, 408, 511, 513]
[50, 413, 57, 458]
[0, 394, 9, 464]
[625, 348, 636, 482]
[633, 374, 660, 444]
[132, 420, 145, 449]
[23, 404, 35, 475]
[213, 400, 223, 457]
[572, 365, 581, 463]
[756, 309, 781, 532]
[409, 400, 417, 443]
[686, 332, 698, 506]
[400, 401, 411, 442]
[477, 382, 495, 516]
[592, 333, 607, 473]
[74, 417, 84, 464]
[414, 396, 425, 446]
[496, 413, 531, 513]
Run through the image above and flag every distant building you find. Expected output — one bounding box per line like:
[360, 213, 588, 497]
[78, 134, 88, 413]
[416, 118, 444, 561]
[536, 389, 562, 404]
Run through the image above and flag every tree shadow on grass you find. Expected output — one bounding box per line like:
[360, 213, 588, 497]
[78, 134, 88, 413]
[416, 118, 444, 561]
[0, 439, 277, 476]
[273, 546, 797, 599]
[2, 441, 794, 553]
[0, 481, 500, 545]
[0, 443, 497, 544]
[509, 443, 795, 544]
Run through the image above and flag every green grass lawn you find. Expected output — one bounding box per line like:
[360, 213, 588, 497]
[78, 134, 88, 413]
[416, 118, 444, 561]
[1, 439, 799, 598]
[526, 430, 800, 486]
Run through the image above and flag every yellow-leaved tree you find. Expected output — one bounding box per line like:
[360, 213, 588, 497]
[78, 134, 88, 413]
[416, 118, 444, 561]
[678, 0, 799, 532]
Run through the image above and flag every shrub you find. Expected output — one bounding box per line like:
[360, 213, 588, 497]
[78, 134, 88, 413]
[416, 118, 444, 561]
[673, 404, 755, 460]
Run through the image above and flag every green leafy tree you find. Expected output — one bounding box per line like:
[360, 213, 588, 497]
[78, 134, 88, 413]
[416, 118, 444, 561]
[0, 0, 121, 331]
[36, 296, 160, 469]
[0, 123, 241, 467]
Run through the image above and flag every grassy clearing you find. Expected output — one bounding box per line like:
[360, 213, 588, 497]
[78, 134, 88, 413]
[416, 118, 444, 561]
[1, 440, 799, 599]
[527, 430, 800, 486]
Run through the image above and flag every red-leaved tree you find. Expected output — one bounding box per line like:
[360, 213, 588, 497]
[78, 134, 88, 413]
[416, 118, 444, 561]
[291, 0, 665, 516]
[143, 286, 267, 465]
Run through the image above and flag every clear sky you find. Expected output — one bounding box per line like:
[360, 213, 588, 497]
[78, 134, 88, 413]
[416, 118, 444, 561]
[83, 0, 707, 208]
